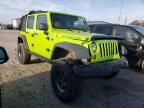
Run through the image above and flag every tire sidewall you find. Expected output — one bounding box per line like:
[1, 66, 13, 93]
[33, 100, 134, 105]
[18, 43, 24, 64]
[141, 59, 144, 72]
[51, 62, 80, 102]
[18, 43, 31, 64]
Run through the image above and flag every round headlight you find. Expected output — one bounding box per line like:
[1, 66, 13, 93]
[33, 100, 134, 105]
[91, 43, 96, 52]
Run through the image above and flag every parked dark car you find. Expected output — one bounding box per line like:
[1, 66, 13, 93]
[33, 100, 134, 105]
[0, 46, 8, 64]
[88, 23, 144, 71]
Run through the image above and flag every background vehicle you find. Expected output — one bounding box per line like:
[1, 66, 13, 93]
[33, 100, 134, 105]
[88, 23, 144, 71]
[0, 46, 8, 64]
[18, 10, 123, 102]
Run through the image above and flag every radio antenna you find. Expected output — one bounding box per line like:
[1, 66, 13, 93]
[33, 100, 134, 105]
[119, 0, 123, 24]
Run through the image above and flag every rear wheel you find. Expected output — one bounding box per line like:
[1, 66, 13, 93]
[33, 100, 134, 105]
[18, 43, 31, 64]
[51, 60, 81, 103]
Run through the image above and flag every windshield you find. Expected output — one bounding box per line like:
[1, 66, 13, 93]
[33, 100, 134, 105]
[51, 13, 89, 31]
[131, 26, 144, 36]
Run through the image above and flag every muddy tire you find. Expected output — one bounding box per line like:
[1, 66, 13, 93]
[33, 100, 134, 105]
[18, 43, 31, 64]
[51, 61, 81, 103]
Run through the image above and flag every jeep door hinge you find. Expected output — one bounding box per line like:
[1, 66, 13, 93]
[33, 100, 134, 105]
[46, 37, 50, 40]
[46, 49, 50, 52]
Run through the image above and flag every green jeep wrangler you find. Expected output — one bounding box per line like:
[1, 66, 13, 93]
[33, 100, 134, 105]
[18, 10, 123, 102]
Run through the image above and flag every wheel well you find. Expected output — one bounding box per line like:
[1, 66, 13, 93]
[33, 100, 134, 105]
[52, 47, 70, 60]
[18, 37, 23, 44]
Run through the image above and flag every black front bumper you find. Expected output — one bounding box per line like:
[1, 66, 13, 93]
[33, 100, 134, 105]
[73, 60, 123, 78]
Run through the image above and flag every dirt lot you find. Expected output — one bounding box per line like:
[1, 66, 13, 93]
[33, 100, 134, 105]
[1, 30, 144, 108]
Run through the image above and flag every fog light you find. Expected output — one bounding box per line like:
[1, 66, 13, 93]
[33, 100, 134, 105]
[93, 54, 96, 59]
[82, 59, 89, 65]
[91, 43, 96, 52]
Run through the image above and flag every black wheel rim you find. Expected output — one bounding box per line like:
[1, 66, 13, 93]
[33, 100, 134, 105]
[56, 71, 67, 93]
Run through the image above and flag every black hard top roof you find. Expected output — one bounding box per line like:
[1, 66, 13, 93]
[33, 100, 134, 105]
[28, 10, 47, 14]
[20, 10, 47, 18]
[88, 23, 141, 28]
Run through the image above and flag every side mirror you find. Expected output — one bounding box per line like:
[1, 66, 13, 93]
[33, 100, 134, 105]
[39, 23, 48, 31]
[0, 47, 9, 64]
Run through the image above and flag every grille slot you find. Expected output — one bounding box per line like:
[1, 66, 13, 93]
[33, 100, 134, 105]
[99, 43, 102, 57]
[98, 41, 118, 58]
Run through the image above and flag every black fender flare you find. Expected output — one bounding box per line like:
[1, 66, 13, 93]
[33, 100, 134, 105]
[51, 42, 90, 59]
[18, 35, 29, 49]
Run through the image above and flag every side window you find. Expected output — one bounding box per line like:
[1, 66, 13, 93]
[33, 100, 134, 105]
[36, 15, 47, 30]
[27, 16, 34, 29]
[20, 16, 26, 31]
[93, 26, 113, 35]
[89, 25, 94, 32]
[93, 26, 103, 34]
[130, 30, 142, 43]
[115, 27, 142, 43]
[102, 27, 113, 35]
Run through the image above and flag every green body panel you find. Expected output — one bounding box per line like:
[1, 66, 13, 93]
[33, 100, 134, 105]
[19, 11, 120, 63]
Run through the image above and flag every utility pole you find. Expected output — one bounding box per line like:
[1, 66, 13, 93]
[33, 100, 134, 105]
[119, 0, 123, 24]
[125, 16, 127, 24]
[50, 0, 53, 10]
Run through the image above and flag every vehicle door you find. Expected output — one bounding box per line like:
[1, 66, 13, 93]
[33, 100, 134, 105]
[26, 15, 36, 53]
[115, 26, 142, 56]
[34, 14, 50, 58]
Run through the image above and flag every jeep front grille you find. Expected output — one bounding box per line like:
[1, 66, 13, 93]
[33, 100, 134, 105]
[91, 40, 120, 63]
[99, 42, 118, 58]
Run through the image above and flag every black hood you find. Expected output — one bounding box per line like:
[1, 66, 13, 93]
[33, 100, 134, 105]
[91, 35, 123, 41]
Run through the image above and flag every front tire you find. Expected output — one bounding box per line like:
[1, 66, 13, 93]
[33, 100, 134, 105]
[18, 43, 31, 64]
[51, 61, 81, 103]
[141, 59, 144, 72]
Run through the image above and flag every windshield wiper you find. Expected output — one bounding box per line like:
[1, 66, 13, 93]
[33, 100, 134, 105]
[74, 28, 89, 32]
[66, 27, 73, 31]
[54, 26, 89, 32]
[81, 29, 89, 32]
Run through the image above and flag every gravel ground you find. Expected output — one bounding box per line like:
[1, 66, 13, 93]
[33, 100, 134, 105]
[1, 30, 144, 108]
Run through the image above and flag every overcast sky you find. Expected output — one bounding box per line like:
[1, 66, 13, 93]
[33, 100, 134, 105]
[0, 0, 144, 24]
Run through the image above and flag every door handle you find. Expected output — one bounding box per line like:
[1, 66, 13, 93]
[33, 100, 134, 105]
[46, 36, 50, 40]
[33, 33, 38, 35]
[32, 33, 38, 37]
